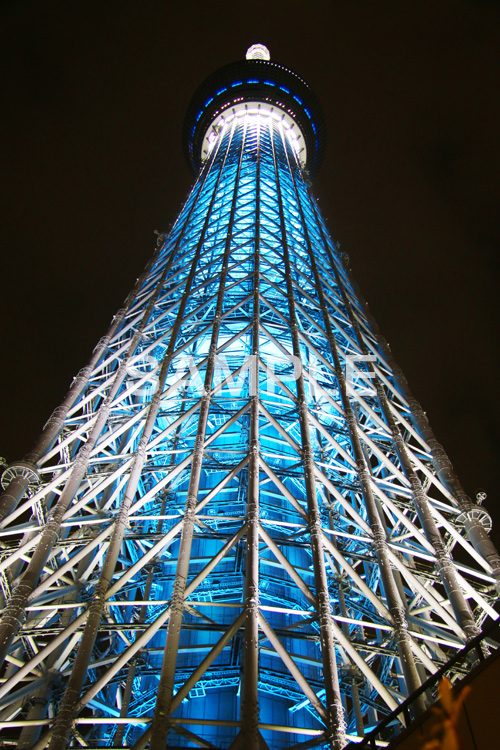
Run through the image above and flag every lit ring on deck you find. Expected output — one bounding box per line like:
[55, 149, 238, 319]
[201, 102, 307, 168]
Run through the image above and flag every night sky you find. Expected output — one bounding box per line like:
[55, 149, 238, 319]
[1, 2, 499, 545]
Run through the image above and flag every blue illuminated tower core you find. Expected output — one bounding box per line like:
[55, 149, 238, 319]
[0, 46, 499, 750]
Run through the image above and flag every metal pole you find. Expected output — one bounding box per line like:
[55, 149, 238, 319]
[149, 116, 246, 749]
[240, 113, 262, 750]
[271, 122, 346, 750]
[257, 613, 329, 724]
[0, 138, 222, 670]
[321, 219, 500, 591]
[305, 193, 481, 640]
[113, 489, 170, 747]
[283, 147, 424, 713]
[114, 393, 188, 748]
[171, 610, 247, 711]
[45, 126, 231, 750]
[328, 514, 365, 738]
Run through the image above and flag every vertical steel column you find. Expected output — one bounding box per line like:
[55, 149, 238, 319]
[113, 432, 184, 748]
[368, 379, 479, 640]
[283, 152, 423, 712]
[240, 115, 261, 750]
[113, 392, 188, 747]
[149, 117, 247, 749]
[0, 149, 220, 670]
[111, 489, 170, 747]
[44, 129, 232, 750]
[305, 196, 480, 641]
[271, 124, 346, 750]
[312, 370, 366, 736]
[328, 520, 365, 737]
[331, 239, 500, 591]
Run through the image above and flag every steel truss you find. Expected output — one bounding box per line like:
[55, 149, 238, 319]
[0, 107, 499, 750]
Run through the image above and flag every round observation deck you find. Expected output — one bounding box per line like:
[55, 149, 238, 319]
[183, 48, 326, 180]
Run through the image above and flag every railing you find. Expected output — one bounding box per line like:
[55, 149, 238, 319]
[345, 615, 500, 749]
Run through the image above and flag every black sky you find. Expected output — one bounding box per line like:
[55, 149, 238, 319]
[1, 1, 499, 543]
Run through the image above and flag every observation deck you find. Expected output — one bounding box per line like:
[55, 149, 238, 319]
[183, 45, 326, 180]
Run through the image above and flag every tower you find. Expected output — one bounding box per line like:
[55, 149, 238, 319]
[0, 43, 498, 749]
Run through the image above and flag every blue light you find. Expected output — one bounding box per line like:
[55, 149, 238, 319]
[115, 119, 336, 746]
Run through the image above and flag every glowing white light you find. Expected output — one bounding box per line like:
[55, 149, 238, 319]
[207, 129, 218, 152]
[202, 102, 307, 167]
[246, 44, 271, 61]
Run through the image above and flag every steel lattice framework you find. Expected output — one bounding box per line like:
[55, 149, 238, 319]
[0, 48, 499, 750]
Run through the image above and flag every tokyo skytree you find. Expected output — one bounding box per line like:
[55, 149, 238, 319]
[0, 45, 498, 750]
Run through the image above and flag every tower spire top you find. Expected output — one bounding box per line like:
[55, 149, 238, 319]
[245, 43, 270, 60]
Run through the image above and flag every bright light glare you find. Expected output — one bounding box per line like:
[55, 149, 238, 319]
[246, 44, 271, 61]
[203, 104, 306, 167]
